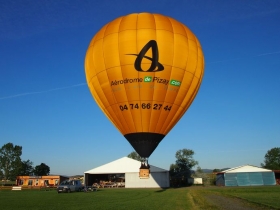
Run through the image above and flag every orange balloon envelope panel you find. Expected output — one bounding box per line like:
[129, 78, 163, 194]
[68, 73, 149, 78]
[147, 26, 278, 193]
[85, 13, 204, 158]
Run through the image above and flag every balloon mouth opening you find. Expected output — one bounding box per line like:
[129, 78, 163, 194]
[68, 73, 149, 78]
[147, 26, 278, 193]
[124, 132, 165, 158]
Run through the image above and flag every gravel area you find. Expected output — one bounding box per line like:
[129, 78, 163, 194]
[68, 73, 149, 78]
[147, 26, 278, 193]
[204, 194, 271, 210]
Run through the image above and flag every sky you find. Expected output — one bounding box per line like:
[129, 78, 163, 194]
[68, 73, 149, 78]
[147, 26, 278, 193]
[0, 0, 279, 176]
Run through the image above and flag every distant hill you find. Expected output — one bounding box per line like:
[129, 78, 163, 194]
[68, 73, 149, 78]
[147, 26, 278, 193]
[202, 169, 213, 173]
[201, 168, 230, 173]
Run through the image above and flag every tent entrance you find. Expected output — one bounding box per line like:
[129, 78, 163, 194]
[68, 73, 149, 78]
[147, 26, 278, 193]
[85, 173, 125, 188]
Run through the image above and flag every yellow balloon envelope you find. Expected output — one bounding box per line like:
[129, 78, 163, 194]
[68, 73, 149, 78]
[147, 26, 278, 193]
[85, 13, 204, 158]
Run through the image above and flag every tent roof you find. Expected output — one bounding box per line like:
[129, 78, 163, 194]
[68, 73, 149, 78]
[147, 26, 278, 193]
[84, 157, 168, 174]
[222, 165, 272, 173]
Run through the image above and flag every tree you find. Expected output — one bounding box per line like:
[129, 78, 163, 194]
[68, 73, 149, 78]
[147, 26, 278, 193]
[0, 170, 3, 180]
[0, 143, 22, 180]
[33, 163, 50, 176]
[261, 147, 280, 170]
[127, 151, 144, 162]
[169, 149, 198, 186]
[193, 166, 204, 176]
[19, 160, 34, 176]
[172, 149, 198, 173]
[169, 163, 180, 176]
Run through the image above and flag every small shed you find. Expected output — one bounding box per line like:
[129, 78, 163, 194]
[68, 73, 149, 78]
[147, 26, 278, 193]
[84, 157, 169, 188]
[216, 165, 276, 186]
[16, 175, 68, 187]
[188, 178, 203, 185]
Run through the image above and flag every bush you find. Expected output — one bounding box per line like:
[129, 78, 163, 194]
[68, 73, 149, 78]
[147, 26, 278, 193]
[0, 181, 16, 186]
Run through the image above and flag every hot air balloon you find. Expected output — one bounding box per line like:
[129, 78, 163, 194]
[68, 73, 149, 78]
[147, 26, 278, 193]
[85, 13, 204, 177]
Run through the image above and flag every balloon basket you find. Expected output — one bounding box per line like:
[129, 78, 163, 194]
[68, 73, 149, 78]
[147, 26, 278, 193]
[139, 169, 150, 179]
[139, 160, 150, 179]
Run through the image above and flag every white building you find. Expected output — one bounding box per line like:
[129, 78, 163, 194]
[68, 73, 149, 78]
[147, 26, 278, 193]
[84, 157, 170, 188]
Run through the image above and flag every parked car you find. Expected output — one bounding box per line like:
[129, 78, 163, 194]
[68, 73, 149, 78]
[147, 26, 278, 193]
[57, 179, 83, 193]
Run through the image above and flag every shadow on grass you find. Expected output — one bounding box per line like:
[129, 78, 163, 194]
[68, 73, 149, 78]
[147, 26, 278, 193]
[170, 185, 192, 189]
[155, 188, 167, 193]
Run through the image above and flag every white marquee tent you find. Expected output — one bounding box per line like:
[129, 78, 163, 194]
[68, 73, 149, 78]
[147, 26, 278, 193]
[84, 157, 169, 188]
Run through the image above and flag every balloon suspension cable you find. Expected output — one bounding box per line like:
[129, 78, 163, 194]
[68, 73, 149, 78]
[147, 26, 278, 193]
[140, 158, 150, 169]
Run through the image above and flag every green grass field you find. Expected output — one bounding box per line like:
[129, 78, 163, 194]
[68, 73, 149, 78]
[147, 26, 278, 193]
[0, 188, 193, 210]
[0, 186, 279, 210]
[200, 186, 280, 209]
[189, 186, 280, 209]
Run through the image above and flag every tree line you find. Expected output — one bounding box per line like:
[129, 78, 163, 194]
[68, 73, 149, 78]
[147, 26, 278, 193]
[1, 142, 279, 182]
[128, 147, 280, 186]
[0, 143, 50, 181]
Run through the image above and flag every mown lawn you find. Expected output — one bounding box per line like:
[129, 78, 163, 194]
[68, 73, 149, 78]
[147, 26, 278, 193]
[1, 186, 279, 210]
[188, 185, 280, 209]
[0, 188, 193, 210]
[213, 186, 280, 209]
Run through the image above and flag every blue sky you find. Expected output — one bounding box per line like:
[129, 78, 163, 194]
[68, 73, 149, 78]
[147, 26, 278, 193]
[0, 0, 279, 175]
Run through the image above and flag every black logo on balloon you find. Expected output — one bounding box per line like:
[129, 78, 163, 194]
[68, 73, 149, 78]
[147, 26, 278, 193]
[127, 40, 164, 72]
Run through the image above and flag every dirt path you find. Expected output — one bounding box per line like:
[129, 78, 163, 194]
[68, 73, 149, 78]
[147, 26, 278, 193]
[203, 194, 271, 210]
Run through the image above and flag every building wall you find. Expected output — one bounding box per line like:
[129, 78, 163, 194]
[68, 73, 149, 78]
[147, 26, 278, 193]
[224, 172, 276, 186]
[125, 172, 169, 188]
[216, 174, 225, 186]
[16, 175, 68, 186]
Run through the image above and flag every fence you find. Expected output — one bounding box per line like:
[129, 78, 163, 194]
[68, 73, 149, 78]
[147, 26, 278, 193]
[0, 185, 57, 191]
